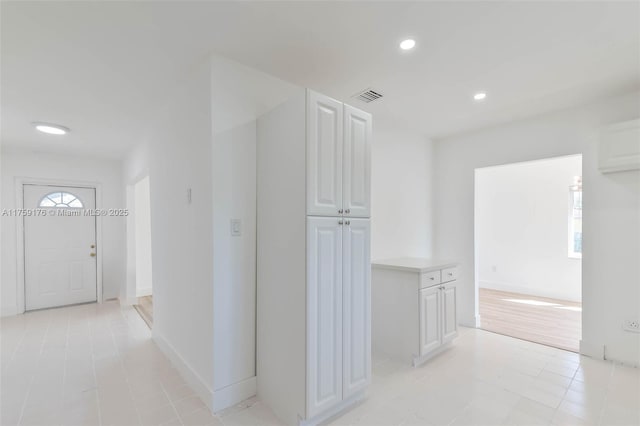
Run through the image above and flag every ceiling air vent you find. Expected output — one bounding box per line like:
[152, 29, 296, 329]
[352, 88, 383, 103]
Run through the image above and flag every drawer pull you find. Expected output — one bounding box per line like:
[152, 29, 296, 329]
[448, 272, 453, 276]
[430, 277, 434, 280]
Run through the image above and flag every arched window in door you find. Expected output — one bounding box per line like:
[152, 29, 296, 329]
[39, 192, 84, 208]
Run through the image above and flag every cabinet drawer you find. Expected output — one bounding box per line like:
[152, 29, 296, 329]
[441, 267, 458, 283]
[420, 270, 441, 288]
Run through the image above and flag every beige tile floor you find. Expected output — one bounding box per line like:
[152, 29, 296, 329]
[1, 301, 638, 426]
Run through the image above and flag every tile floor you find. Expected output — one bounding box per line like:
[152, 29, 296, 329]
[1, 301, 638, 426]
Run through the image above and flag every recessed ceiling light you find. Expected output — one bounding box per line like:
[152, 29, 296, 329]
[33, 122, 70, 135]
[400, 39, 416, 50]
[473, 92, 487, 101]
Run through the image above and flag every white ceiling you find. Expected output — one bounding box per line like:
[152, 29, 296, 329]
[2, 1, 638, 158]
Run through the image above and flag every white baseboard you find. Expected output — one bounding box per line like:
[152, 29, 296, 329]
[580, 340, 605, 360]
[136, 287, 152, 297]
[213, 376, 257, 412]
[1, 306, 18, 317]
[475, 314, 482, 328]
[119, 296, 138, 306]
[300, 390, 366, 426]
[153, 331, 214, 412]
[479, 280, 581, 303]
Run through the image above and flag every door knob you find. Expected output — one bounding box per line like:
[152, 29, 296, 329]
[91, 244, 95, 248]
[90, 253, 96, 257]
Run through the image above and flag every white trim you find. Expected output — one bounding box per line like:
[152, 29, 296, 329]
[479, 280, 581, 303]
[580, 340, 605, 360]
[412, 342, 453, 367]
[15, 177, 104, 314]
[212, 376, 257, 412]
[299, 390, 366, 426]
[119, 296, 138, 307]
[136, 287, 152, 297]
[153, 331, 214, 412]
[1, 306, 18, 317]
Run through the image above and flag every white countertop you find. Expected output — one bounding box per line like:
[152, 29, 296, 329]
[372, 257, 458, 273]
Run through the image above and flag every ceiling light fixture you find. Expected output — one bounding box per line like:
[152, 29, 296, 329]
[33, 122, 70, 135]
[473, 92, 487, 101]
[399, 39, 416, 50]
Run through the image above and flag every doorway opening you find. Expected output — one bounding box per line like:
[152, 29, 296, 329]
[132, 176, 153, 327]
[474, 154, 582, 352]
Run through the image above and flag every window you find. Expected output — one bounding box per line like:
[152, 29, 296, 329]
[568, 177, 582, 258]
[39, 192, 83, 208]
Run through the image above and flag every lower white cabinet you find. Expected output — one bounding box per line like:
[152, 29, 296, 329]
[420, 281, 458, 358]
[372, 258, 458, 366]
[307, 217, 371, 419]
[342, 219, 371, 399]
[419, 285, 441, 356]
[307, 218, 343, 416]
[441, 282, 458, 344]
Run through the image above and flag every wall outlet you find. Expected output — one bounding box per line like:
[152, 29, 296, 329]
[623, 319, 640, 333]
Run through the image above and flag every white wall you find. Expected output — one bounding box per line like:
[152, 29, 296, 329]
[1, 149, 125, 315]
[433, 91, 640, 365]
[212, 121, 257, 405]
[123, 142, 150, 304]
[371, 121, 434, 260]
[120, 54, 301, 411]
[134, 176, 153, 297]
[476, 155, 582, 302]
[131, 60, 215, 405]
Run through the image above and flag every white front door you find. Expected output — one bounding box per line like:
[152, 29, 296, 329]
[24, 185, 97, 311]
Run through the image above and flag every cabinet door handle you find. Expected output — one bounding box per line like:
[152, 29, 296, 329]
[345, 220, 350, 225]
[338, 219, 344, 225]
[429, 277, 434, 281]
[345, 209, 351, 214]
[338, 209, 343, 214]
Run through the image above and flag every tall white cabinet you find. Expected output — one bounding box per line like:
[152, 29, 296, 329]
[257, 89, 372, 426]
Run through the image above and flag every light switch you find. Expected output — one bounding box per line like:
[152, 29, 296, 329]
[230, 219, 241, 236]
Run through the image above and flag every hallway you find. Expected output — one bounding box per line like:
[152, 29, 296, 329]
[0, 301, 223, 426]
[2, 301, 639, 426]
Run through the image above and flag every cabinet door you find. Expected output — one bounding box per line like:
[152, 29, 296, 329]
[342, 219, 371, 399]
[441, 282, 458, 344]
[343, 105, 372, 218]
[307, 90, 343, 216]
[307, 217, 343, 417]
[419, 286, 441, 356]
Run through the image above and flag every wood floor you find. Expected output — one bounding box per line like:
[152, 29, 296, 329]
[479, 288, 581, 352]
[134, 295, 153, 328]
